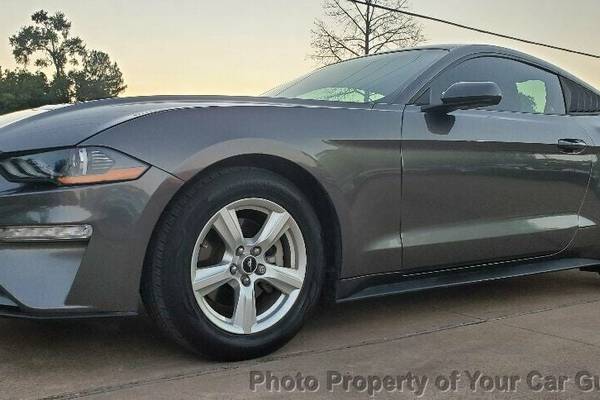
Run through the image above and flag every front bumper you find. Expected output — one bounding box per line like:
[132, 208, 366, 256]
[0, 167, 183, 318]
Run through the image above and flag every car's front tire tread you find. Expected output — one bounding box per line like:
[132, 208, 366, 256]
[141, 167, 324, 360]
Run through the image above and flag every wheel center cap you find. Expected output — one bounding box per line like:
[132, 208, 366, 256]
[242, 256, 258, 274]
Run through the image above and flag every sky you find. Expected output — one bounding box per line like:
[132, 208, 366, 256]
[0, 0, 598, 96]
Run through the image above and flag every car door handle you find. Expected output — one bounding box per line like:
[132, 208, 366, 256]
[558, 139, 587, 154]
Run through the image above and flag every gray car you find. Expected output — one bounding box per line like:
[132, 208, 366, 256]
[1, 44, 600, 360]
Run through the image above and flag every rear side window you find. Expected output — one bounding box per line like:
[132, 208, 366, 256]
[560, 77, 600, 114]
[516, 80, 548, 113]
[430, 57, 566, 115]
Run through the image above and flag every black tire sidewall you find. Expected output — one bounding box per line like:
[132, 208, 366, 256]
[156, 168, 324, 360]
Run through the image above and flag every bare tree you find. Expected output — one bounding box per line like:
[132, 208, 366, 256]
[311, 0, 424, 65]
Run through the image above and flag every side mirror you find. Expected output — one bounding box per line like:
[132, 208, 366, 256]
[422, 82, 502, 113]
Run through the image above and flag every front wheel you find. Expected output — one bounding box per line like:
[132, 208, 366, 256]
[142, 167, 324, 360]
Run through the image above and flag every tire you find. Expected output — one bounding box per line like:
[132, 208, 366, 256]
[141, 167, 325, 361]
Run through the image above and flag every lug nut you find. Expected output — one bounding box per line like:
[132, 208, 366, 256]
[241, 274, 251, 287]
[229, 264, 238, 275]
[256, 264, 266, 275]
[236, 246, 245, 256]
[251, 246, 262, 256]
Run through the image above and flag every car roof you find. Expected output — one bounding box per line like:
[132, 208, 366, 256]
[352, 43, 598, 104]
[372, 44, 599, 95]
[370, 43, 569, 74]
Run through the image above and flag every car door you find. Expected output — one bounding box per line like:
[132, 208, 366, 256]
[401, 56, 594, 270]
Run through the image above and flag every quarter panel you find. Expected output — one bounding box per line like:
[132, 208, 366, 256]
[570, 116, 600, 258]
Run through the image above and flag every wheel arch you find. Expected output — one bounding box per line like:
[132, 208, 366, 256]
[142, 153, 342, 303]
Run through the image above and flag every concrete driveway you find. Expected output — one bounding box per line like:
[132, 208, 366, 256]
[3, 270, 600, 399]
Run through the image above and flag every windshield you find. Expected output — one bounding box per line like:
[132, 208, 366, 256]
[265, 49, 447, 103]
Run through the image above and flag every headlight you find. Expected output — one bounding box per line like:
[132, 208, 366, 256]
[0, 147, 148, 186]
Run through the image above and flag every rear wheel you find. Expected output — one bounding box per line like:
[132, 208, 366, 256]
[142, 167, 324, 360]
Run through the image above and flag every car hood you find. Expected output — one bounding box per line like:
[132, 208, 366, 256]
[0, 95, 327, 153]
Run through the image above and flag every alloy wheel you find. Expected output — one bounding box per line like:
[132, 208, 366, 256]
[190, 198, 307, 334]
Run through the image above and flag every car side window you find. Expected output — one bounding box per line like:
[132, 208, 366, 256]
[430, 57, 566, 115]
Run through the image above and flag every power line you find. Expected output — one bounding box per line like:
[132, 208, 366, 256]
[347, 0, 600, 59]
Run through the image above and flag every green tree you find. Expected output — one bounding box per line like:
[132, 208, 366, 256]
[9, 10, 86, 78]
[47, 73, 72, 103]
[69, 50, 127, 101]
[0, 67, 51, 114]
[1, 9, 127, 115]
